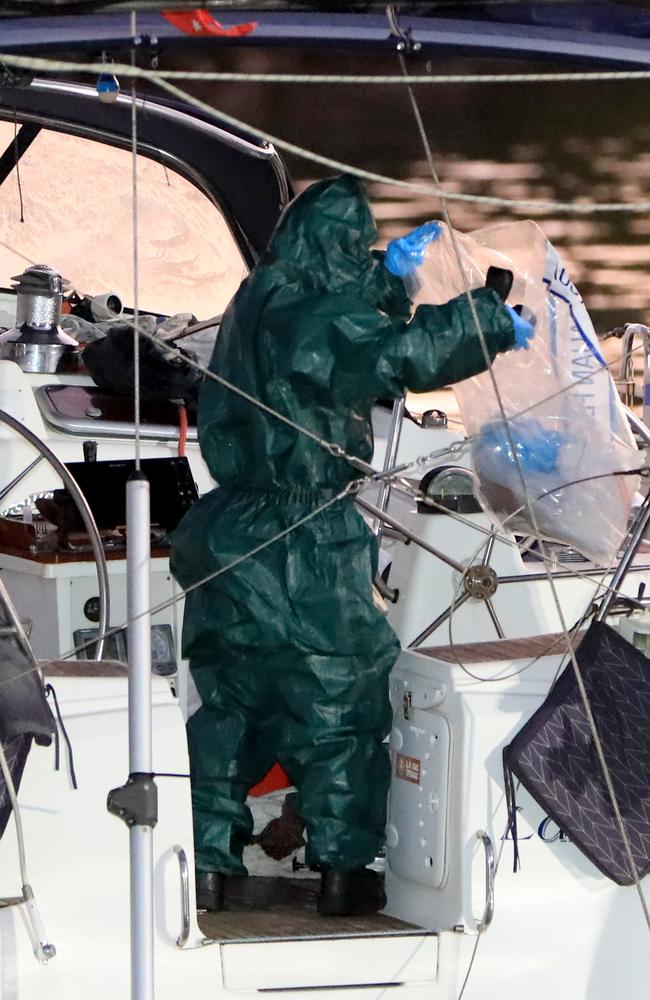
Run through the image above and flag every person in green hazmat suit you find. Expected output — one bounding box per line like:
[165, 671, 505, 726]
[171, 175, 530, 916]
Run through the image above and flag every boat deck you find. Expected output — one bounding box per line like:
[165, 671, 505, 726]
[420, 630, 585, 664]
[197, 876, 421, 941]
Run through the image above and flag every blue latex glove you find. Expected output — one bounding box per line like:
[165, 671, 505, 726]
[385, 221, 443, 277]
[506, 304, 536, 351]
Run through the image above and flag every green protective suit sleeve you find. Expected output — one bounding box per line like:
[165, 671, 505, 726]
[263, 284, 514, 410]
[375, 289, 515, 394]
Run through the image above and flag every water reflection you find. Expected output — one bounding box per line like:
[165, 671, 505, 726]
[178, 49, 650, 335]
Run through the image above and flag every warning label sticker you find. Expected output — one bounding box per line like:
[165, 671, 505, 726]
[395, 753, 421, 785]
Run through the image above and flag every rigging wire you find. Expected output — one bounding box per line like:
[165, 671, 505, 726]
[387, 15, 650, 955]
[130, 25, 141, 471]
[0, 39, 644, 936]
[11, 111, 24, 224]
[0, 18, 647, 984]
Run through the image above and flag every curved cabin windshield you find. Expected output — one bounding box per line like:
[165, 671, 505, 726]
[0, 121, 248, 320]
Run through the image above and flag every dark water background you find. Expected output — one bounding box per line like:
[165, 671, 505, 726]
[177, 47, 650, 334]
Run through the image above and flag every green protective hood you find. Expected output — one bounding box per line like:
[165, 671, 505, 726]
[264, 174, 410, 313]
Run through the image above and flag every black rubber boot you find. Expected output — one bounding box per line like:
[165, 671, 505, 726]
[195, 871, 225, 912]
[317, 867, 387, 916]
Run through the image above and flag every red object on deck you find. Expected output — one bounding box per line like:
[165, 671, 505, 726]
[161, 10, 257, 37]
[249, 761, 291, 797]
[176, 402, 188, 458]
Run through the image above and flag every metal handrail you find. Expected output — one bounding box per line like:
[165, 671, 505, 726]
[475, 830, 495, 933]
[173, 845, 190, 948]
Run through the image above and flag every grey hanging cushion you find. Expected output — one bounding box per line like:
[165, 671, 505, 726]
[504, 620, 650, 885]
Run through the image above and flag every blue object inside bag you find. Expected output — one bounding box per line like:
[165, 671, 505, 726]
[476, 418, 564, 474]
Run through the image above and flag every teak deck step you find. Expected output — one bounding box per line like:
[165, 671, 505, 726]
[197, 876, 421, 941]
[420, 630, 585, 664]
[41, 659, 127, 677]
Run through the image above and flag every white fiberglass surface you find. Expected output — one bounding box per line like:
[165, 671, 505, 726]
[0, 122, 247, 319]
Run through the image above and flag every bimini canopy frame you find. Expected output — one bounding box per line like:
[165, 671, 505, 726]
[0, 77, 290, 265]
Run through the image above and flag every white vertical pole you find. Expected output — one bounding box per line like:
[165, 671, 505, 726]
[127, 473, 154, 1000]
[373, 396, 406, 537]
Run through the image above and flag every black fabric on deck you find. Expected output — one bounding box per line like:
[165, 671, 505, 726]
[0, 587, 56, 841]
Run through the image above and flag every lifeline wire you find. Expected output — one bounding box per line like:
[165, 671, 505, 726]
[61, 302, 650, 569]
[393, 30, 650, 945]
[3, 51, 650, 216]
[0, 370, 645, 692]
[44, 459, 650, 668]
[46, 483, 358, 668]
[0, 192, 642, 669]
[27, 318, 650, 665]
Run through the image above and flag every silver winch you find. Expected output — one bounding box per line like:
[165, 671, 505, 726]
[0, 264, 80, 373]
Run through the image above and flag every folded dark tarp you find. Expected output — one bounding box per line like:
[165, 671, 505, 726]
[83, 325, 202, 410]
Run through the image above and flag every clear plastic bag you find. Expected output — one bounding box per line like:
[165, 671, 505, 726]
[409, 220, 642, 564]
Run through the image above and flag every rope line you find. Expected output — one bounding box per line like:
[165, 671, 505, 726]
[9, 52, 650, 86]
[2, 52, 650, 214]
